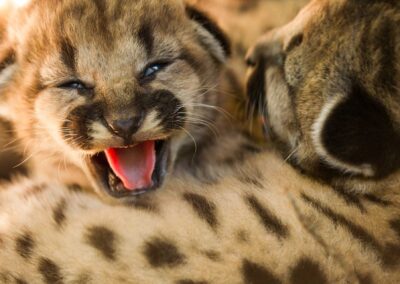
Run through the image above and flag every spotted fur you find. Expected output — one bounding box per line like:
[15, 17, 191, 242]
[0, 152, 399, 282]
[0, 0, 399, 283]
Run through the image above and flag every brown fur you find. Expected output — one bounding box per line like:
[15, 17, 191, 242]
[0, 0, 399, 283]
[247, 0, 400, 193]
[0, 151, 399, 282]
[0, 0, 236, 201]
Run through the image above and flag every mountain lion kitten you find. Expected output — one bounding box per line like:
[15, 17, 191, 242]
[0, 0, 399, 283]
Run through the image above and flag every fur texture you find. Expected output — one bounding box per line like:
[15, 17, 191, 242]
[0, 151, 399, 283]
[0, 0, 399, 283]
[0, 0, 237, 202]
[247, 0, 400, 193]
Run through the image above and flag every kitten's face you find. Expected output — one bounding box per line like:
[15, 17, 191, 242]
[1, 0, 229, 201]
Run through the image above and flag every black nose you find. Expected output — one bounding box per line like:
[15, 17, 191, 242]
[107, 114, 144, 139]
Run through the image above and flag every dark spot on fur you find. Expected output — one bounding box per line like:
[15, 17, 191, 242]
[331, 186, 366, 213]
[176, 280, 208, 284]
[62, 2, 87, 21]
[92, 0, 110, 37]
[155, 91, 186, 131]
[63, 103, 103, 150]
[363, 194, 392, 206]
[85, 226, 117, 261]
[290, 257, 327, 284]
[302, 193, 378, 247]
[183, 193, 218, 229]
[202, 250, 221, 261]
[0, 121, 27, 182]
[22, 184, 46, 198]
[144, 237, 186, 268]
[238, 0, 260, 12]
[241, 142, 262, 154]
[124, 196, 158, 213]
[92, 0, 106, 14]
[53, 199, 67, 227]
[246, 195, 289, 238]
[302, 193, 399, 267]
[109, 0, 124, 21]
[16, 232, 35, 259]
[242, 259, 281, 284]
[135, 90, 186, 132]
[38, 258, 64, 284]
[15, 277, 28, 284]
[0, 272, 11, 283]
[0, 46, 15, 71]
[237, 230, 250, 243]
[239, 172, 264, 189]
[381, 243, 400, 267]
[302, 194, 379, 249]
[390, 219, 400, 239]
[60, 38, 76, 72]
[67, 184, 83, 192]
[356, 272, 373, 284]
[138, 23, 154, 56]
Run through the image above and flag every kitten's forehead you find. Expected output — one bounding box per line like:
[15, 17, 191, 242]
[17, 0, 191, 77]
[15, 0, 188, 52]
[55, 0, 187, 42]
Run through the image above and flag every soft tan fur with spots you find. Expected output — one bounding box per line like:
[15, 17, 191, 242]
[0, 0, 399, 283]
[0, 151, 399, 283]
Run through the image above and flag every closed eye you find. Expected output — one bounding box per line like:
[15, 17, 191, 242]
[57, 80, 92, 90]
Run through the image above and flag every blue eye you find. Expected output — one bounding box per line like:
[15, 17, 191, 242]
[144, 64, 162, 77]
[58, 80, 88, 90]
[142, 61, 172, 80]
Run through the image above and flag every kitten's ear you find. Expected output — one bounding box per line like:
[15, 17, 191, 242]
[312, 82, 400, 178]
[186, 6, 231, 63]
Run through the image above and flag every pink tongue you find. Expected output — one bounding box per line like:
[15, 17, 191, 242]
[104, 141, 156, 191]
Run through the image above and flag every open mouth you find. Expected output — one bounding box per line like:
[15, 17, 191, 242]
[88, 140, 170, 198]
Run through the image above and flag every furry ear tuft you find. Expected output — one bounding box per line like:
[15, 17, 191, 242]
[313, 82, 400, 178]
[186, 6, 231, 62]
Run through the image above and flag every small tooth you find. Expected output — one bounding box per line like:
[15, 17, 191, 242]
[116, 184, 126, 192]
[108, 172, 116, 183]
[108, 172, 119, 191]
